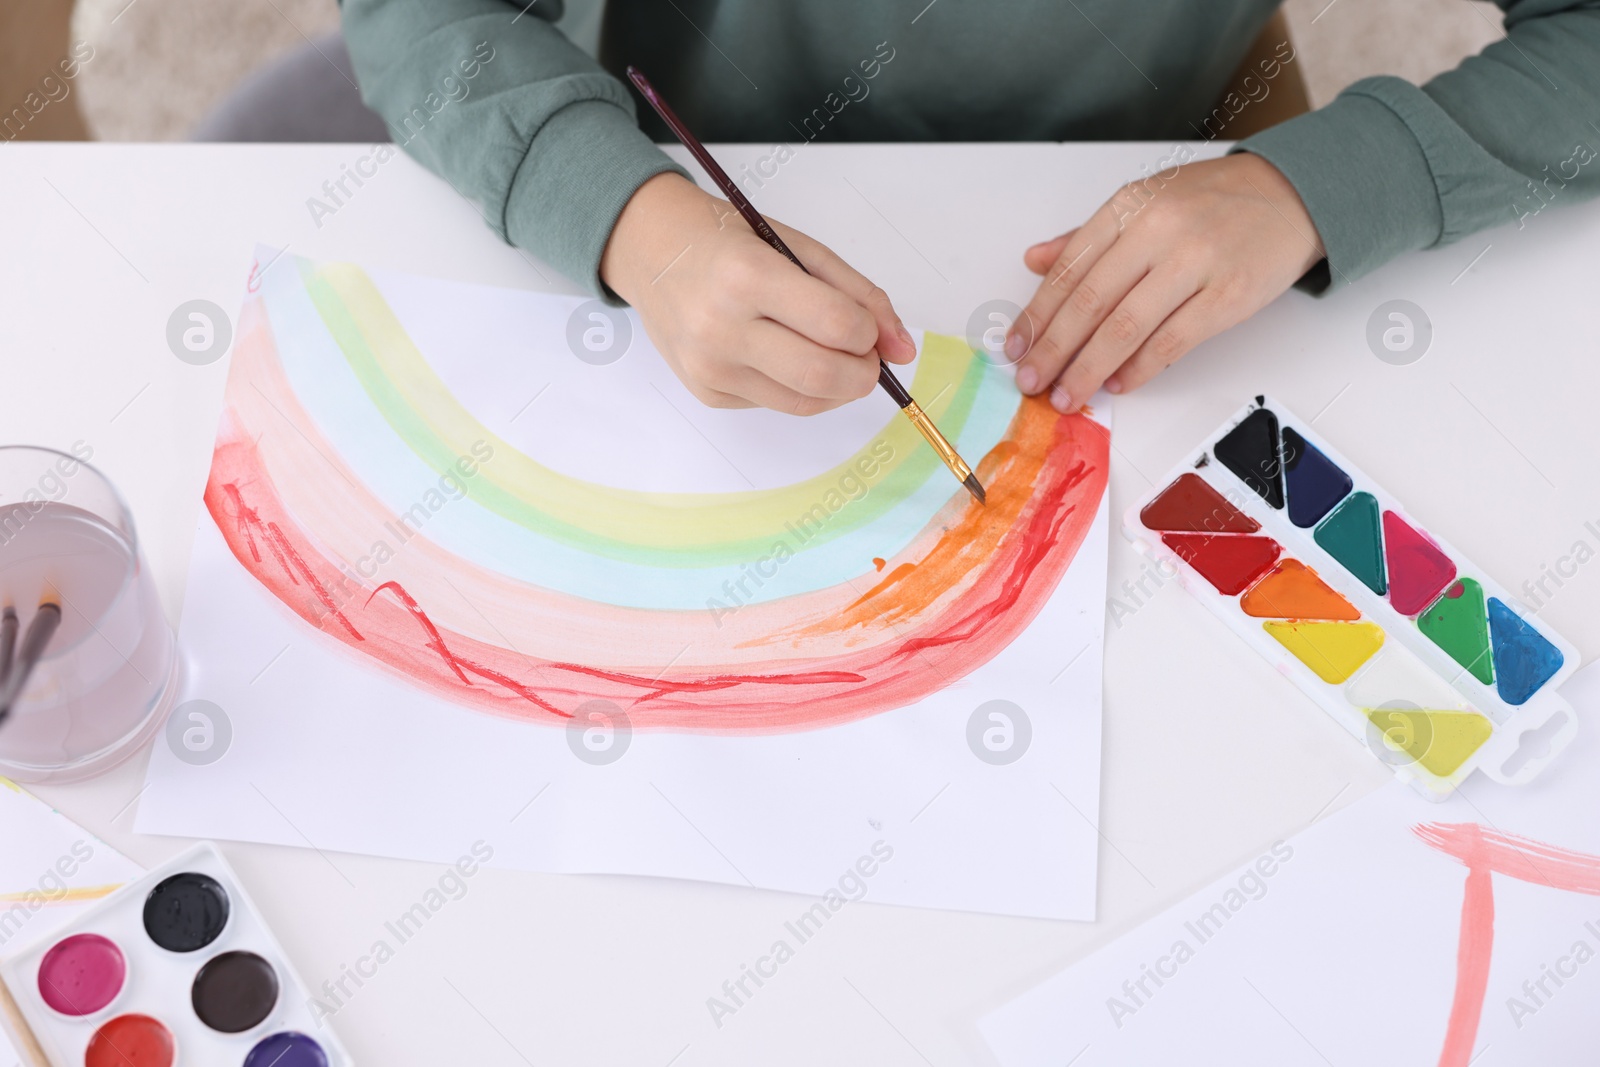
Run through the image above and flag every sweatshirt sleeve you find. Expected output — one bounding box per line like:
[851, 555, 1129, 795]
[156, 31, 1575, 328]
[1238, 0, 1600, 290]
[339, 0, 689, 299]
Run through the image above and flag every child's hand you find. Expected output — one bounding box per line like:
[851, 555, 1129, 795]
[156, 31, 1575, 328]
[601, 173, 916, 415]
[1007, 154, 1325, 410]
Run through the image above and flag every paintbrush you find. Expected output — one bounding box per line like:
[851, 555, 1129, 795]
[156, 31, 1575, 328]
[0, 972, 51, 1067]
[0, 606, 17, 694]
[0, 603, 62, 726]
[625, 66, 986, 506]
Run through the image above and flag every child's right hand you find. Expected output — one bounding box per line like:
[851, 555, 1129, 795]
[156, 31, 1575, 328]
[600, 174, 916, 415]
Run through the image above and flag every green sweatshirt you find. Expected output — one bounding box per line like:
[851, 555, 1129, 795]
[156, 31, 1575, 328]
[339, 0, 1600, 298]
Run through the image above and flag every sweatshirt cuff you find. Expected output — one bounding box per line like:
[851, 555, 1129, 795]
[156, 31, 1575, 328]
[504, 99, 690, 302]
[1236, 80, 1445, 292]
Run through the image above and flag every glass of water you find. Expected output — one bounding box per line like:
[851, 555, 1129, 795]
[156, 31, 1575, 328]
[0, 446, 180, 782]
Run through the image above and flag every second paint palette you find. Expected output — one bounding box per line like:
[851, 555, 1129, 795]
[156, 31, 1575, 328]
[1125, 397, 1577, 798]
[1, 842, 349, 1067]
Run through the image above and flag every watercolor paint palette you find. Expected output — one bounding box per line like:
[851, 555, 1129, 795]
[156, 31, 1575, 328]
[1125, 396, 1578, 798]
[0, 842, 349, 1067]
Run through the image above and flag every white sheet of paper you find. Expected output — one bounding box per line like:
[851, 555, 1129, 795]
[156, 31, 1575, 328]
[136, 251, 1112, 920]
[0, 780, 142, 1062]
[981, 661, 1600, 1064]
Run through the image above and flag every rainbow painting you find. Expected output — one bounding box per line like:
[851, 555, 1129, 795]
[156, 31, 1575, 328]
[206, 253, 1108, 734]
[140, 249, 1114, 920]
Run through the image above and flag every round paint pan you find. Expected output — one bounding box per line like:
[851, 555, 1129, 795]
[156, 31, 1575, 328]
[246, 1031, 331, 1067]
[143, 871, 231, 953]
[191, 949, 280, 1033]
[85, 1013, 176, 1067]
[36, 933, 126, 1017]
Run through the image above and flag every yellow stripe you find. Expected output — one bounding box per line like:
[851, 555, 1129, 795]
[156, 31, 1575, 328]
[306, 262, 986, 558]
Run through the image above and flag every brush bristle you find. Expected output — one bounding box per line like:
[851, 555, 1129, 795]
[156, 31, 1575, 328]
[963, 473, 987, 506]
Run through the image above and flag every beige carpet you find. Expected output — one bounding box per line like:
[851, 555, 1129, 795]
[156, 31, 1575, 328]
[72, 0, 341, 141]
[70, 0, 1502, 141]
[1282, 0, 1502, 107]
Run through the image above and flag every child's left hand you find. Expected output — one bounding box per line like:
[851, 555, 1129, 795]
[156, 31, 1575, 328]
[1007, 153, 1325, 410]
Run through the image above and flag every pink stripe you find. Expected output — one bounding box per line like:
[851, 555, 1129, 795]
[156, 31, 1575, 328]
[1436, 866, 1493, 1067]
[1415, 822, 1600, 1066]
[1415, 822, 1600, 895]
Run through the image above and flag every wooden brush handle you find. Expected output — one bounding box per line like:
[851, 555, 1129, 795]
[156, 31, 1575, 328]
[0, 972, 53, 1067]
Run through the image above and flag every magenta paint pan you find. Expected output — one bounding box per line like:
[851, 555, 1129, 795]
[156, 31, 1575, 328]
[1125, 396, 1579, 799]
[36, 934, 126, 1016]
[0, 842, 351, 1066]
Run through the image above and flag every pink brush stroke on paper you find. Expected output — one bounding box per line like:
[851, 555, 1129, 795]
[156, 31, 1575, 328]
[1415, 822, 1600, 1067]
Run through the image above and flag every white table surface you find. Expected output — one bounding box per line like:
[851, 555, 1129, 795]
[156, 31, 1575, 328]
[3, 142, 1596, 1066]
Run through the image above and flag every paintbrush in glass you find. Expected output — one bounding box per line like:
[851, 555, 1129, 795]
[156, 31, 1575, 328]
[0, 607, 17, 693]
[0, 603, 62, 726]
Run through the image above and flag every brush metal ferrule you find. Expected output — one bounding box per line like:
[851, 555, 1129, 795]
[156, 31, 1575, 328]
[903, 400, 973, 482]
